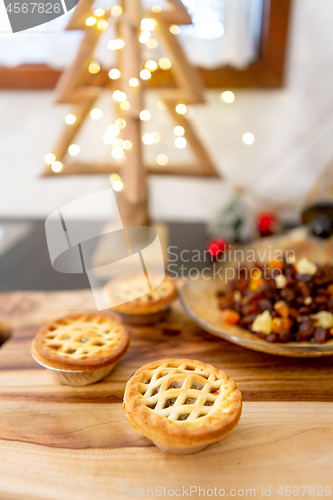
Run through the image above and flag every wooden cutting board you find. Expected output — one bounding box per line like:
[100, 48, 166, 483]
[0, 289, 332, 500]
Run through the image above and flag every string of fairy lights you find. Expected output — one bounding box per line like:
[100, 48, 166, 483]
[44, 3, 256, 191]
[44, 4, 190, 189]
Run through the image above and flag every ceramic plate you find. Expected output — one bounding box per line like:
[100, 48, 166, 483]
[179, 279, 333, 357]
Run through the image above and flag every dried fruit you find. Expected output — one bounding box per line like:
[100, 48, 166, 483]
[313, 296, 328, 306]
[297, 281, 311, 297]
[275, 274, 287, 289]
[274, 300, 289, 318]
[249, 277, 265, 292]
[218, 295, 233, 310]
[215, 258, 333, 344]
[280, 288, 295, 302]
[251, 310, 273, 335]
[272, 317, 292, 334]
[279, 330, 292, 342]
[286, 254, 296, 264]
[298, 306, 312, 315]
[220, 309, 240, 325]
[295, 258, 317, 276]
[266, 333, 278, 343]
[310, 311, 333, 329]
[298, 321, 315, 339]
[314, 327, 328, 343]
[239, 314, 257, 327]
[269, 258, 284, 272]
[241, 302, 258, 316]
[258, 298, 273, 312]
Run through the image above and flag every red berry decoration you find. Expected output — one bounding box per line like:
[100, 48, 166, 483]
[257, 211, 279, 237]
[206, 238, 228, 258]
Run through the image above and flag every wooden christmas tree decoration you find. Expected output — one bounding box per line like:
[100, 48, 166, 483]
[42, 0, 220, 225]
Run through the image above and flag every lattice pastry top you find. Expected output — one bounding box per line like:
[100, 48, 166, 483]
[104, 274, 177, 314]
[124, 359, 242, 448]
[31, 313, 130, 372]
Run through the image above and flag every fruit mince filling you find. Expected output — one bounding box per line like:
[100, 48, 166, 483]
[216, 258, 333, 343]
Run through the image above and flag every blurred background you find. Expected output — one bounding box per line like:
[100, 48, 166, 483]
[0, 0, 332, 291]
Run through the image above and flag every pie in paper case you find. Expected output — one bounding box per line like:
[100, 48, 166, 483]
[104, 274, 178, 325]
[123, 359, 242, 454]
[104, 274, 177, 314]
[31, 313, 129, 386]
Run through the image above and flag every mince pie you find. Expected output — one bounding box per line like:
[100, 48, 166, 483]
[123, 359, 242, 454]
[31, 313, 129, 385]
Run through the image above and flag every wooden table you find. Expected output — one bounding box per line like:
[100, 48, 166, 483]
[0, 290, 332, 500]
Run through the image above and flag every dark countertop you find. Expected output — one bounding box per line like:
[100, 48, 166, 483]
[0, 220, 209, 292]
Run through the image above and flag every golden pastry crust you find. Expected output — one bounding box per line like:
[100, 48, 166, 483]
[31, 313, 129, 372]
[123, 359, 242, 448]
[104, 274, 177, 314]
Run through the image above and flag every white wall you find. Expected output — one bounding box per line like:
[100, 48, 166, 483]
[1, 0, 333, 222]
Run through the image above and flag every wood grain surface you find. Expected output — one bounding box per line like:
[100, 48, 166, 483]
[0, 290, 332, 500]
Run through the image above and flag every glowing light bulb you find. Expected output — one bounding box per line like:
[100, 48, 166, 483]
[110, 173, 120, 183]
[157, 154, 168, 165]
[113, 180, 123, 191]
[109, 68, 121, 80]
[129, 77, 139, 87]
[51, 161, 63, 173]
[142, 133, 154, 145]
[112, 147, 124, 159]
[107, 39, 125, 50]
[151, 5, 162, 13]
[97, 19, 108, 30]
[65, 114, 76, 124]
[146, 38, 159, 49]
[120, 101, 131, 111]
[68, 144, 80, 156]
[145, 60, 158, 71]
[115, 118, 126, 129]
[139, 31, 151, 43]
[107, 124, 120, 135]
[123, 140, 132, 150]
[152, 132, 161, 144]
[85, 17, 96, 26]
[170, 25, 180, 35]
[103, 133, 116, 145]
[113, 90, 127, 102]
[175, 103, 187, 114]
[175, 137, 187, 149]
[90, 108, 103, 120]
[221, 91, 235, 103]
[94, 8, 104, 17]
[157, 99, 167, 111]
[140, 69, 151, 80]
[242, 133, 255, 145]
[141, 18, 155, 31]
[44, 153, 56, 165]
[111, 5, 122, 17]
[114, 139, 124, 148]
[174, 126, 185, 136]
[88, 61, 100, 74]
[139, 110, 151, 121]
[158, 57, 172, 70]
